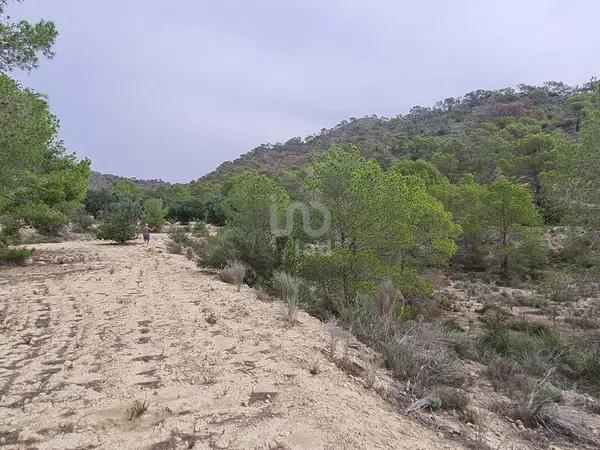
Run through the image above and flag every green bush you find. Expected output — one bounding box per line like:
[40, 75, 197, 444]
[96, 200, 140, 243]
[198, 228, 282, 285]
[0, 246, 33, 266]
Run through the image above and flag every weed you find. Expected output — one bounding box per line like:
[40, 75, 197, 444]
[126, 399, 149, 421]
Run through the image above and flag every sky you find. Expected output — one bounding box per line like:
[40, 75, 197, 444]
[12, 0, 600, 182]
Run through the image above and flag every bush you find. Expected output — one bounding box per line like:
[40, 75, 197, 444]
[166, 199, 205, 224]
[193, 221, 208, 237]
[166, 240, 182, 254]
[198, 228, 281, 285]
[185, 247, 195, 260]
[484, 357, 527, 396]
[169, 227, 193, 246]
[0, 246, 33, 266]
[18, 202, 66, 235]
[507, 369, 562, 428]
[220, 260, 246, 292]
[434, 387, 470, 412]
[96, 200, 140, 243]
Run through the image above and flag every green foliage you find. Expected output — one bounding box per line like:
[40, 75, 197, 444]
[85, 188, 116, 217]
[166, 198, 205, 224]
[113, 180, 142, 202]
[0, 75, 90, 235]
[222, 170, 291, 233]
[0, 245, 33, 265]
[484, 177, 544, 279]
[96, 200, 140, 243]
[302, 147, 459, 303]
[140, 198, 166, 230]
[198, 171, 291, 282]
[0, 1, 57, 73]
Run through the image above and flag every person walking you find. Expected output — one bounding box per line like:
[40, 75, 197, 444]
[142, 223, 155, 246]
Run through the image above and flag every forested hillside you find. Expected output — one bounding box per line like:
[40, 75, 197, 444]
[195, 81, 595, 206]
[89, 172, 171, 191]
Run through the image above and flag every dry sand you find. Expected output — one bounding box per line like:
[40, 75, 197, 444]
[0, 235, 460, 449]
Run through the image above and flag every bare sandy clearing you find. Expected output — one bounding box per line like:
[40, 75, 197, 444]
[0, 235, 460, 449]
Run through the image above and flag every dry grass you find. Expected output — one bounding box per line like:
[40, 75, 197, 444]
[185, 247, 194, 261]
[274, 271, 299, 326]
[364, 353, 382, 389]
[220, 260, 246, 292]
[126, 399, 149, 421]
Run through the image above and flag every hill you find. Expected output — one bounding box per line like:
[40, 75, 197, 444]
[194, 80, 594, 189]
[89, 171, 172, 191]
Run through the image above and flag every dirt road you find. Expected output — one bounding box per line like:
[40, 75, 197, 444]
[0, 235, 457, 449]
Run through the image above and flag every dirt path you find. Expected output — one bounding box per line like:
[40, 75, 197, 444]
[0, 235, 459, 449]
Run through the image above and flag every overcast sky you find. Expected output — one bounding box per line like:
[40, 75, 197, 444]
[12, 0, 600, 182]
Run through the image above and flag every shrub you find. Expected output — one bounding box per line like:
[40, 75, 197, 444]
[198, 228, 281, 285]
[0, 246, 33, 266]
[484, 357, 527, 396]
[507, 369, 562, 428]
[96, 200, 140, 243]
[193, 221, 208, 237]
[18, 202, 66, 235]
[166, 240, 182, 254]
[434, 387, 470, 412]
[274, 271, 300, 326]
[168, 227, 188, 244]
[126, 399, 149, 421]
[220, 260, 246, 292]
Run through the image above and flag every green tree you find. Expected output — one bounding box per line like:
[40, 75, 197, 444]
[0, 75, 90, 235]
[85, 187, 117, 218]
[302, 147, 460, 304]
[113, 180, 142, 203]
[96, 199, 140, 244]
[203, 170, 291, 282]
[0, 0, 57, 73]
[484, 177, 542, 279]
[222, 170, 290, 235]
[140, 198, 166, 230]
[500, 133, 556, 207]
[442, 175, 489, 269]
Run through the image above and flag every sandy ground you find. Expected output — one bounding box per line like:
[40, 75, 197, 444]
[0, 234, 460, 450]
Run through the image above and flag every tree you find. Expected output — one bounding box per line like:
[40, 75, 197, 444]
[140, 198, 166, 229]
[96, 200, 140, 244]
[113, 180, 142, 203]
[484, 177, 542, 279]
[205, 170, 292, 282]
[0, 1, 88, 241]
[501, 133, 556, 207]
[302, 147, 460, 304]
[85, 188, 117, 218]
[166, 198, 205, 224]
[222, 170, 290, 235]
[0, 75, 90, 235]
[0, 1, 57, 73]
[441, 175, 489, 269]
